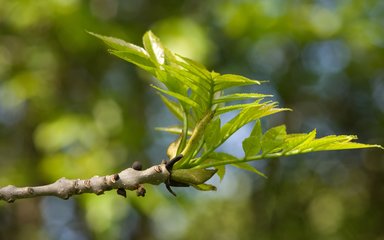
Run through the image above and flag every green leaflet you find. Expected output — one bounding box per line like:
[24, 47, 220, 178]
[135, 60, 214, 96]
[242, 120, 262, 157]
[220, 105, 288, 142]
[151, 84, 199, 108]
[215, 165, 226, 182]
[155, 127, 192, 135]
[108, 50, 156, 73]
[176, 55, 212, 79]
[88, 32, 156, 73]
[179, 111, 215, 164]
[243, 127, 383, 161]
[213, 93, 272, 104]
[88, 32, 148, 54]
[214, 74, 261, 91]
[282, 130, 317, 154]
[204, 117, 221, 150]
[142, 31, 165, 65]
[261, 125, 287, 154]
[215, 100, 265, 115]
[167, 135, 182, 159]
[300, 135, 381, 152]
[158, 94, 184, 121]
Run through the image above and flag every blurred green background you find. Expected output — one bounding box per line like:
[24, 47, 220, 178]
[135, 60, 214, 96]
[0, 0, 383, 239]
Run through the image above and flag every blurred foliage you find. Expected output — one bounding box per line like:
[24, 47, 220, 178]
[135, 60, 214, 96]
[0, 0, 383, 240]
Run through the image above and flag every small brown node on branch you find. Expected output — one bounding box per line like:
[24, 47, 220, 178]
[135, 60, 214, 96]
[27, 187, 34, 194]
[95, 190, 104, 195]
[84, 180, 91, 188]
[154, 165, 162, 173]
[136, 186, 146, 197]
[132, 161, 142, 171]
[117, 188, 127, 198]
[112, 174, 120, 182]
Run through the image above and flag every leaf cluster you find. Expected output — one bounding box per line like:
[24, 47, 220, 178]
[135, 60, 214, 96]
[90, 31, 382, 189]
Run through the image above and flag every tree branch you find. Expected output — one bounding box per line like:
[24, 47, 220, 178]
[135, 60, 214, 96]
[0, 163, 170, 203]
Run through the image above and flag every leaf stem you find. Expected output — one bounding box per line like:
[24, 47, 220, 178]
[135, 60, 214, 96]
[193, 153, 284, 169]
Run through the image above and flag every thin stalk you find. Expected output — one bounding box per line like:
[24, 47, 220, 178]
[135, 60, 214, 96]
[193, 152, 284, 169]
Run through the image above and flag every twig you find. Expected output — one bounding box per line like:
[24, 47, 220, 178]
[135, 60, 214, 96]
[0, 163, 170, 203]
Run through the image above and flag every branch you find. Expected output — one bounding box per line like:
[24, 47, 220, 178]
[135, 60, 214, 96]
[0, 163, 170, 203]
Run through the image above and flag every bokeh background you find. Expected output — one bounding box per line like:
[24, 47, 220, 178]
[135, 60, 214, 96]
[0, 0, 383, 239]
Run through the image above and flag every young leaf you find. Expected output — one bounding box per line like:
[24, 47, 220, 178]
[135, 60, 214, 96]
[155, 127, 192, 136]
[150, 84, 199, 108]
[88, 32, 148, 53]
[142, 31, 165, 65]
[302, 135, 382, 152]
[158, 93, 184, 121]
[214, 74, 261, 91]
[242, 120, 262, 157]
[220, 104, 288, 143]
[179, 111, 215, 164]
[213, 93, 272, 104]
[176, 55, 211, 79]
[215, 100, 264, 115]
[88, 32, 156, 73]
[282, 130, 317, 154]
[204, 117, 221, 150]
[261, 125, 287, 154]
[167, 135, 182, 159]
[215, 165, 226, 181]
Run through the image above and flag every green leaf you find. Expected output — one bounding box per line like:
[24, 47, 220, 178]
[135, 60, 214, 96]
[88, 32, 148, 53]
[142, 31, 165, 65]
[215, 100, 265, 115]
[242, 120, 262, 157]
[179, 111, 215, 163]
[214, 74, 261, 92]
[151, 84, 199, 108]
[88, 32, 156, 72]
[213, 93, 272, 104]
[165, 64, 211, 93]
[158, 93, 183, 121]
[232, 162, 267, 178]
[155, 127, 192, 135]
[176, 55, 211, 79]
[167, 136, 182, 159]
[215, 165, 226, 181]
[302, 135, 383, 152]
[164, 65, 211, 108]
[109, 50, 156, 73]
[261, 125, 287, 154]
[220, 104, 288, 143]
[171, 168, 217, 185]
[282, 130, 317, 154]
[204, 117, 221, 150]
